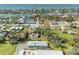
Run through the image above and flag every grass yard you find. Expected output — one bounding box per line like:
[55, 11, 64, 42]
[36, 35, 58, 50]
[38, 35, 47, 41]
[0, 41, 17, 55]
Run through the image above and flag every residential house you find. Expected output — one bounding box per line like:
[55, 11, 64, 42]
[63, 13, 69, 18]
[0, 31, 7, 41]
[9, 26, 23, 32]
[26, 19, 39, 29]
[27, 41, 48, 49]
[72, 20, 79, 27]
[31, 33, 39, 39]
[10, 35, 19, 44]
[66, 30, 77, 35]
[50, 21, 68, 30]
[19, 16, 26, 24]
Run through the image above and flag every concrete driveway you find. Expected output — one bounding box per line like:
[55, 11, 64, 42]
[14, 42, 28, 55]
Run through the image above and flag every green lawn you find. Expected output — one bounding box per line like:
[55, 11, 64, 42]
[0, 41, 17, 55]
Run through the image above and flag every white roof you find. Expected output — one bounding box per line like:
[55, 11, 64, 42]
[10, 27, 23, 30]
[19, 50, 63, 55]
[19, 17, 25, 23]
[27, 41, 48, 47]
[30, 24, 38, 29]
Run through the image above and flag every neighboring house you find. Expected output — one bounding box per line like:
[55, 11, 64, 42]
[0, 31, 7, 41]
[66, 30, 77, 35]
[19, 50, 63, 55]
[72, 20, 79, 27]
[27, 19, 36, 24]
[63, 13, 69, 18]
[19, 17, 39, 29]
[50, 21, 68, 30]
[26, 19, 39, 29]
[9, 26, 23, 32]
[10, 35, 19, 44]
[27, 41, 48, 49]
[19, 16, 26, 24]
[31, 33, 39, 39]
[0, 17, 9, 23]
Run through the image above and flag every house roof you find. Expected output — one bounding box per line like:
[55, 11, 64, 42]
[72, 20, 79, 24]
[67, 30, 76, 34]
[19, 18, 25, 23]
[27, 19, 36, 24]
[52, 21, 67, 26]
[19, 50, 63, 55]
[0, 31, 7, 37]
[10, 27, 23, 30]
[27, 41, 48, 47]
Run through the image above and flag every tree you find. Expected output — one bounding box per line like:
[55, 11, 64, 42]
[68, 47, 79, 55]
[69, 23, 77, 28]
[25, 32, 29, 40]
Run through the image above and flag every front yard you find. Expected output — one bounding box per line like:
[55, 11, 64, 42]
[0, 41, 17, 55]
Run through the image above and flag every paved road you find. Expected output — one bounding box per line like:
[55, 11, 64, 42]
[14, 42, 28, 55]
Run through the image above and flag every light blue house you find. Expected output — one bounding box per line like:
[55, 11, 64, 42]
[27, 41, 48, 49]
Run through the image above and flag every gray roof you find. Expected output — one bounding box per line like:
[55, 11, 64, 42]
[27, 41, 48, 47]
[19, 17, 25, 23]
[27, 19, 36, 24]
[67, 30, 77, 34]
[0, 32, 7, 37]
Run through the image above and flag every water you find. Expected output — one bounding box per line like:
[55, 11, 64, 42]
[0, 4, 79, 16]
[0, 4, 79, 9]
[0, 14, 31, 17]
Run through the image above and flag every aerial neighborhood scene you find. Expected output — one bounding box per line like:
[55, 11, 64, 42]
[0, 4, 79, 55]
